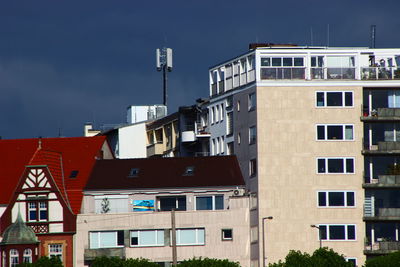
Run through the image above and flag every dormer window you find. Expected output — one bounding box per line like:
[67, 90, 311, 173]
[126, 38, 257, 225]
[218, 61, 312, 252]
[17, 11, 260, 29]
[69, 170, 79, 178]
[128, 168, 140, 177]
[184, 166, 195, 176]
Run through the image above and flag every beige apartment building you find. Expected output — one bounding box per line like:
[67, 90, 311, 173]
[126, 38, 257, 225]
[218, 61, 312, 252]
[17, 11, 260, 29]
[208, 44, 400, 267]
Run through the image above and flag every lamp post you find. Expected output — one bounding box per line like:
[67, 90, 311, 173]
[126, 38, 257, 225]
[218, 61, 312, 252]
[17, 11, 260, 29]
[310, 224, 322, 248]
[262, 216, 273, 267]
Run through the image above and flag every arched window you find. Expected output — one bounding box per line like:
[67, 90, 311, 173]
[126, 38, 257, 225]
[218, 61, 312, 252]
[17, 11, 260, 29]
[9, 249, 18, 267]
[23, 249, 32, 263]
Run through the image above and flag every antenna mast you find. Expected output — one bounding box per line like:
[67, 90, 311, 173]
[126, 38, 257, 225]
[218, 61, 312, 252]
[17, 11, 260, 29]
[156, 47, 173, 107]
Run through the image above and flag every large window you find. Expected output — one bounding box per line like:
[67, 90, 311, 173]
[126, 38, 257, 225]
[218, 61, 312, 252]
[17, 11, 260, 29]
[94, 196, 128, 214]
[23, 249, 32, 263]
[248, 93, 256, 111]
[318, 224, 356, 241]
[261, 57, 305, 79]
[130, 230, 165, 247]
[176, 228, 205, 246]
[316, 125, 354, 141]
[317, 158, 354, 174]
[249, 126, 256, 145]
[48, 244, 63, 262]
[318, 191, 355, 207]
[90, 231, 124, 249]
[316, 91, 353, 107]
[158, 196, 186, 211]
[9, 249, 18, 267]
[195, 195, 223, 210]
[27, 201, 48, 221]
[226, 112, 233, 135]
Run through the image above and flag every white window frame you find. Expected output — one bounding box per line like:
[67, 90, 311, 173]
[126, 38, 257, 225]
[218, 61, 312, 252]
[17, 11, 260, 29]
[345, 258, 357, 266]
[130, 230, 165, 247]
[175, 228, 205, 246]
[23, 249, 32, 263]
[48, 244, 63, 262]
[221, 229, 233, 241]
[195, 195, 224, 211]
[89, 231, 124, 249]
[316, 124, 354, 141]
[317, 191, 356, 207]
[317, 157, 355, 174]
[9, 249, 18, 267]
[315, 91, 354, 108]
[317, 224, 356, 241]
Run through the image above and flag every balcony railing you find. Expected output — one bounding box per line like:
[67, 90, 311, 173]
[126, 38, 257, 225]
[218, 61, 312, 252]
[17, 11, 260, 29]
[363, 141, 400, 154]
[261, 68, 305, 80]
[364, 207, 400, 219]
[361, 107, 400, 120]
[365, 241, 400, 254]
[364, 175, 400, 188]
[84, 248, 125, 261]
[361, 67, 400, 80]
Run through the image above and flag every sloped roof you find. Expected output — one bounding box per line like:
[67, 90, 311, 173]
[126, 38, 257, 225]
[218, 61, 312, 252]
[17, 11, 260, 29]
[0, 136, 107, 214]
[85, 156, 244, 191]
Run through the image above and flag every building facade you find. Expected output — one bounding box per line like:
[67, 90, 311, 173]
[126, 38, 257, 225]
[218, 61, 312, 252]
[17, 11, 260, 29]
[208, 44, 400, 266]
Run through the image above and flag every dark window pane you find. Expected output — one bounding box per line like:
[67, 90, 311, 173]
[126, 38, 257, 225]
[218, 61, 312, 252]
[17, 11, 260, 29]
[311, 57, 317, 67]
[222, 229, 233, 239]
[329, 192, 345, 206]
[272, 58, 282, 66]
[215, 196, 224, 210]
[317, 126, 325, 140]
[160, 198, 176, 211]
[347, 225, 356, 240]
[316, 92, 325, 106]
[328, 159, 344, 173]
[319, 225, 327, 240]
[261, 58, 270, 66]
[347, 192, 355, 206]
[347, 259, 356, 267]
[346, 159, 354, 173]
[326, 92, 343, 106]
[318, 159, 326, 173]
[39, 210, 48, 220]
[345, 92, 353, 106]
[131, 237, 138, 245]
[177, 197, 186, 211]
[318, 192, 326, 206]
[283, 58, 292, 66]
[327, 126, 343, 140]
[117, 231, 124, 246]
[294, 58, 304, 66]
[329, 225, 346, 240]
[29, 211, 37, 221]
[196, 197, 213, 210]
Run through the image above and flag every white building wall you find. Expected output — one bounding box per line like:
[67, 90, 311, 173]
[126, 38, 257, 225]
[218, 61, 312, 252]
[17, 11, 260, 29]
[118, 123, 147, 159]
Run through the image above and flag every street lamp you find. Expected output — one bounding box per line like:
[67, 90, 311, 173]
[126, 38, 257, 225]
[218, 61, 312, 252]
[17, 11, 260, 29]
[310, 224, 322, 248]
[262, 216, 273, 267]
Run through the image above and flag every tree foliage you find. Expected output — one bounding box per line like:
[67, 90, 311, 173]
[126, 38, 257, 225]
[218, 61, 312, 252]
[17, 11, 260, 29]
[176, 257, 241, 267]
[17, 256, 63, 267]
[90, 256, 159, 267]
[268, 248, 352, 267]
[364, 251, 400, 267]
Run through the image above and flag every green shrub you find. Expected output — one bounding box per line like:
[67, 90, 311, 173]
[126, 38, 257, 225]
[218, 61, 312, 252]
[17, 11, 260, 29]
[176, 257, 241, 267]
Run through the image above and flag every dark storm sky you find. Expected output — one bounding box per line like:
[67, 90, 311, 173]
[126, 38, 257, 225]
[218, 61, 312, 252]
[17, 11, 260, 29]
[1, 0, 399, 139]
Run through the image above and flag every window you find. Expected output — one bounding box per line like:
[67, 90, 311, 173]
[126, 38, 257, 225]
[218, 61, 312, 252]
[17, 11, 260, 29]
[28, 201, 48, 221]
[23, 249, 32, 263]
[237, 101, 240, 112]
[318, 224, 356, 241]
[184, 166, 195, 176]
[94, 196, 128, 214]
[48, 244, 63, 262]
[212, 139, 216, 155]
[176, 228, 205, 246]
[250, 226, 258, 243]
[216, 138, 220, 154]
[345, 258, 357, 267]
[227, 112, 233, 135]
[90, 231, 124, 249]
[220, 136, 224, 154]
[249, 159, 257, 177]
[318, 191, 355, 207]
[158, 196, 186, 211]
[9, 249, 18, 267]
[316, 91, 353, 107]
[195, 195, 224, 210]
[220, 104, 224, 121]
[222, 229, 233, 241]
[69, 170, 79, 178]
[317, 158, 354, 174]
[248, 93, 256, 111]
[216, 105, 220, 122]
[128, 168, 140, 177]
[249, 126, 256, 145]
[316, 125, 354, 141]
[226, 97, 233, 109]
[130, 230, 164, 247]
[227, 142, 234, 155]
[238, 133, 241, 145]
[211, 107, 215, 124]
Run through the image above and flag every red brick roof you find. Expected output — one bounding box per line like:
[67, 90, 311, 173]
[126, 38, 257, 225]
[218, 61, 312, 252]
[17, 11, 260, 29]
[85, 156, 245, 191]
[0, 136, 107, 214]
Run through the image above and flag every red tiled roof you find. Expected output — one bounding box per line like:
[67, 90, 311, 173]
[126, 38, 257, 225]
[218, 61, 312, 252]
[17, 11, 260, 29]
[0, 136, 107, 214]
[85, 156, 245, 191]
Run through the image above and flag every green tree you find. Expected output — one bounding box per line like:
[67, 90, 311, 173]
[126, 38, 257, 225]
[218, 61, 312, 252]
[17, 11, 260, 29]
[176, 257, 241, 267]
[364, 251, 400, 267]
[90, 256, 159, 267]
[17, 256, 63, 267]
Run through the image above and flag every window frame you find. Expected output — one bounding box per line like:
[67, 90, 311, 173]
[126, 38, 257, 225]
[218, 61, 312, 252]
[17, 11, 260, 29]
[315, 91, 354, 108]
[248, 93, 256, 111]
[23, 249, 32, 263]
[195, 195, 224, 211]
[317, 191, 356, 208]
[48, 244, 63, 262]
[9, 249, 19, 267]
[130, 229, 165, 247]
[316, 157, 355, 174]
[175, 228, 205, 246]
[249, 126, 256, 145]
[316, 124, 354, 141]
[317, 224, 357, 241]
[27, 200, 48, 222]
[89, 231, 124, 249]
[221, 229, 233, 241]
[249, 158, 257, 177]
[158, 196, 186, 211]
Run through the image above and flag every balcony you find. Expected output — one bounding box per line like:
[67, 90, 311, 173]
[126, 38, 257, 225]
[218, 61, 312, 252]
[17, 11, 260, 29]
[311, 67, 356, 80]
[364, 208, 400, 221]
[361, 67, 400, 80]
[363, 175, 400, 188]
[181, 123, 210, 143]
[146, 142, 164, 156]
[365, 241, 400, 255]
[361, 108, 400, 121]
[84, 248, 125, 261]
[362, 141, 400, 155]
[261, 67, 305, 80]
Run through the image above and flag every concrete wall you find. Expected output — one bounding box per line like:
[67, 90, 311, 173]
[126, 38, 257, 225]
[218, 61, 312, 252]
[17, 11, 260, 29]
[118, 123, 147, 159]
[75, 197, 250, 267]
[256, 85, 365, 265]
